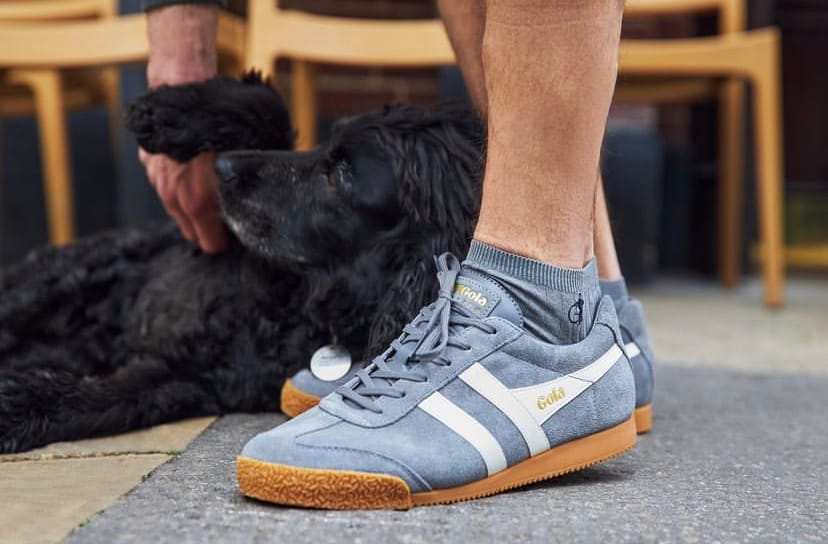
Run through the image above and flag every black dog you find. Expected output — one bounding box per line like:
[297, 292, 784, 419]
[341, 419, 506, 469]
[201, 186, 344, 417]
[0, 72, 483, 453]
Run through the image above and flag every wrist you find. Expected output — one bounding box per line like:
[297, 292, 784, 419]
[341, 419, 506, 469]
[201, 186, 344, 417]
[147, 61, 216, 87]
[147, 4, 218, 87]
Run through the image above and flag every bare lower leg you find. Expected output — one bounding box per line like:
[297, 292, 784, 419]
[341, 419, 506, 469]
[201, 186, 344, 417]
[439, 0, 623, 274]
[594, 180, 622, 280]
[474, 0, 623, 268]
[436, 0, 487, 117]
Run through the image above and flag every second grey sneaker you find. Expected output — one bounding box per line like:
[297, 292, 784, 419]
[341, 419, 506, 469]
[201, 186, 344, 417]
[239, 254, 636, 509]
[617, 299, 655, 432]
[281, 354, 362, 417]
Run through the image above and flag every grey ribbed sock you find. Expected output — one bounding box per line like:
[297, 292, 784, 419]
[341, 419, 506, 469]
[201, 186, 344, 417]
[600, 278, 629, 311]
[463, 240, 602, 345]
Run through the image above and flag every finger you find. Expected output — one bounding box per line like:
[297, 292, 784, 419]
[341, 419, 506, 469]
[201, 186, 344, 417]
[176, 153, 230, 253]
[156, 166, 197, 242]
[142, 152, 160, 189]
[192, 213, 231, 254]
[159, 181, 196, 242]
[179, 173, 230, 254]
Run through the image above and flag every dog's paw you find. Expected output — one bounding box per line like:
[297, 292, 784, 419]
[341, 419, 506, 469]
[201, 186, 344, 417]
[126, 74, 294, 163]
[126, 84, 209, 162]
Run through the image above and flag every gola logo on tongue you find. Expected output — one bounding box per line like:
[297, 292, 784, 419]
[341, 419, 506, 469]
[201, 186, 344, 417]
[452, 277, 500, 318]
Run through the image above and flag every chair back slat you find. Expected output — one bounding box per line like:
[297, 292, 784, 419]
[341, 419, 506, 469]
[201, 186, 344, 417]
[625, 0, 745, 33]
[245, 7, 454, 70]
[0, 0, 116, 23]
[0, 13, 244, 68]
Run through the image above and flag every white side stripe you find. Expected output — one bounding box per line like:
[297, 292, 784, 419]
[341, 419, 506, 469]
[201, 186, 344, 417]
[624, 342, 641, 359]
[511, 344, 624, 425]
[459, 363, 550, 456]
[418, 344, 624, 471]
[569, 344, 624, 381]
[419, 392, 508, 476]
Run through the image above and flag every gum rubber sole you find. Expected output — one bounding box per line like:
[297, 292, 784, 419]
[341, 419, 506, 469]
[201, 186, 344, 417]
[280, 379, 321, 418]
[281, 381, 656, 435]
[236, 415, 637, 510]
[634, 404, 653, 434]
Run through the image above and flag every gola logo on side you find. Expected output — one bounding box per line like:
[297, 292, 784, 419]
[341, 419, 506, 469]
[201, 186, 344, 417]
[536, 387, 566, 410]
[454, 284, 488, 306]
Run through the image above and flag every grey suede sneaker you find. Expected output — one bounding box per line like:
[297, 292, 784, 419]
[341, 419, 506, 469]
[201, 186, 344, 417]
[281, 298, 655, 434]
[617, 299, 655, 433]
[239, 254, 637, 509]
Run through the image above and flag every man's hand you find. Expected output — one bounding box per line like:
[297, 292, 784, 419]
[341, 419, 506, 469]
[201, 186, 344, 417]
[143, 4, 229, 253]
[139, 150, 229, 253]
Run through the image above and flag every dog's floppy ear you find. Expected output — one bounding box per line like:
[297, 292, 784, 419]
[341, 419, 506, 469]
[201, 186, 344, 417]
[363, 246, 436, 359]
[360, 104, 483, 358]
[388, 103, 484, 258]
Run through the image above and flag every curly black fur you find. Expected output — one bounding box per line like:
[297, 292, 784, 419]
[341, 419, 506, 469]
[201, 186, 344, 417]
[126, 71, 293, 162]
[0, 73, 483, 453]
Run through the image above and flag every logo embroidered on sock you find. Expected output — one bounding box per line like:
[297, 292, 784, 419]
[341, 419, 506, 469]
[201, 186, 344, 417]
[568, 295, 584, 324]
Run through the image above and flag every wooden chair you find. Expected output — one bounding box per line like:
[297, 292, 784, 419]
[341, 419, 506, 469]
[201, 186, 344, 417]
[243, 2, 455, 150]
[0, 4, 246, 246]
[620, 0, 785, 307]
[0, 0, 120, 246]
[243, 0, 784, 306]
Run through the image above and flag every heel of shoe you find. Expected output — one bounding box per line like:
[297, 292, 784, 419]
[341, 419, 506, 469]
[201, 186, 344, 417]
[280, 379, 321, 418]
[634, 404, 653, 434]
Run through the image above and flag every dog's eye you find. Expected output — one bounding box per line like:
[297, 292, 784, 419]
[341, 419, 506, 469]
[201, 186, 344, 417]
[327, 163, 348, 188]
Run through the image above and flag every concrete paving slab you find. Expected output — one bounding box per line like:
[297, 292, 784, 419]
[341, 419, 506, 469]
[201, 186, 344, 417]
[67, 365, 828, 544]
[636, 276, 828, 375]
[0, 454, 170, 544]
[0, 417, 216, 462]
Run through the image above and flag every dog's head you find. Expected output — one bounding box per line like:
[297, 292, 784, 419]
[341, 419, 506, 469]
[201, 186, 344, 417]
[217, 102, 484, 355]
[218, 102, 483, 267]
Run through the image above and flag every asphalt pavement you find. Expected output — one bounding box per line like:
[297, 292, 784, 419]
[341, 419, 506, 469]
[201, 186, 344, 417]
[67, 364, 828, 544]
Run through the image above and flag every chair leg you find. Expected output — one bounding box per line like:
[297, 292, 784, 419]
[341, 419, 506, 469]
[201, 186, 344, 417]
[101, 66, 122, 163]
[751, 42, 785, 307]
[7, 69, 75, 245]
[291, 60, 317, 151]
[717, 78, 745, 288]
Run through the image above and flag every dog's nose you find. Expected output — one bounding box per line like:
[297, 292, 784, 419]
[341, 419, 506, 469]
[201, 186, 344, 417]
[216, 152, 264, 185]
[215, 156, 236, 182]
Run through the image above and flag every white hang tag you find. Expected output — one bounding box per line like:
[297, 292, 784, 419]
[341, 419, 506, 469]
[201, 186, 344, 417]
[309, 345, 353, 381]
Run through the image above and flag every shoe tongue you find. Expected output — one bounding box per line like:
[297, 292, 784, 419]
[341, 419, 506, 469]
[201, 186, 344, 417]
[451, 269, 523, 327]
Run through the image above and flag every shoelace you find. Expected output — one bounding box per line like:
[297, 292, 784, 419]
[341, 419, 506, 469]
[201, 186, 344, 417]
[337, 253, 496, 414]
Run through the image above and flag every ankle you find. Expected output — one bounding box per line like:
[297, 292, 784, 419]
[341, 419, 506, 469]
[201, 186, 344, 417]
[472, 231, 589, 269]
[464, 240, 601, 344]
